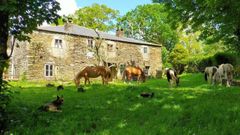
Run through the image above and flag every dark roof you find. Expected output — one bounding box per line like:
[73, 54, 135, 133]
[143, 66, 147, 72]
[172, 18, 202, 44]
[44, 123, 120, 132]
[37, 24, 161, 47]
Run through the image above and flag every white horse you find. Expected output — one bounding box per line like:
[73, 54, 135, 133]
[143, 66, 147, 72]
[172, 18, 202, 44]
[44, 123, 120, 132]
[204, 66, 218, 84]
[212, 68, 222, 85]
[219, 63, 234, 87]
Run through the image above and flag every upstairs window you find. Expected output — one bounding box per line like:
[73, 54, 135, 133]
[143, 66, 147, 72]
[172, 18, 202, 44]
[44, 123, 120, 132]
[88, 39, 94, 49]
[55, 39, 63, 48]
[107, 44, 114, 52]
[45, 64, 53, 77]
[143, 47, 148, 54]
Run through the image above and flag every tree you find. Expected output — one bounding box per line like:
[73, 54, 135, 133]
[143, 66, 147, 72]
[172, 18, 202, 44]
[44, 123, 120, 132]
[153, 0, 240, 52]
[0, 0, 60, 133]
[72, 3, 119, 32]
[117, 4, 178, 51]
[168, 44, 189, 74]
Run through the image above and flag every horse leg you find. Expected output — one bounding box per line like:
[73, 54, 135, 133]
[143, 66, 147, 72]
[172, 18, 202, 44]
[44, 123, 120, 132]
[84, 77, 87, 85]
[101, 76, 105, 85]
[209, 73, 212, 84]
[137, 74, 141, 84]
[87, 77, 90, 85]
[128, 75, 132, 83]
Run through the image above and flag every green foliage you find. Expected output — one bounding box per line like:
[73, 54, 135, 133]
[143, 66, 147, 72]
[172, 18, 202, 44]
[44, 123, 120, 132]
[187, 52, 239, 73]
[0, 1, 60, 133]
[168, 44, 189, 73]
[118, 4, 178, 51]
[1, 0, 61, 41]
[161, 46, 172, 67]
[0, 80, 11, 134]
[153, 0, 240, 52]
[6, 74, 240, 134]
[72, 3, 119, 32]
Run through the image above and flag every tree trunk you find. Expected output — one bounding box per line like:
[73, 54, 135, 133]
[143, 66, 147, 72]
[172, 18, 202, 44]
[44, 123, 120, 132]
[0, 11, 9, 90]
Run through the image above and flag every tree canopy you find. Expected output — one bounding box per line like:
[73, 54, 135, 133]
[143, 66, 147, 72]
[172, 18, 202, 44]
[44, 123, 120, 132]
[153, 0, 240, 51]
[71, 3, 119, 32]
[117, 4, 178, 51]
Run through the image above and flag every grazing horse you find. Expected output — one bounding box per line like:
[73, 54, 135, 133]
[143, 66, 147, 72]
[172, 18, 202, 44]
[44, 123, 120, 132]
[74, 66, 111, 87]
[166, 68, 179, 87]
[204, 66, 218, 84]
[212, 68, 222, 85]
[217, 63, 234, 87]
[122, 66, 146, 83]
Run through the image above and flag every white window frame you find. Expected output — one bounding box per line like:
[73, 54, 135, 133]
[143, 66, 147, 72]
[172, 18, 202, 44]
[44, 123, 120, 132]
[44, 64, 54, 77]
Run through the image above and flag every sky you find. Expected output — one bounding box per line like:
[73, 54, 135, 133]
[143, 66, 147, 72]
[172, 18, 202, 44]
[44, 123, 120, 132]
[56, 0, 152, 16]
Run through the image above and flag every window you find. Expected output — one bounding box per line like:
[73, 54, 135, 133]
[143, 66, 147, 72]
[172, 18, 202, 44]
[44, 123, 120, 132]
[144, 66, 150, 76]
[107, 44, 114, 52]
[55, 39, 62, 48]
[143, 47, 148, 54]
[88, 39, 94, 48]
[45, 64, 54, 77]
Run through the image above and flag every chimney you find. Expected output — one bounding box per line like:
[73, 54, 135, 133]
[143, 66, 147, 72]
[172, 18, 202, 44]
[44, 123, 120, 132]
[64, 16, 73, 31]
[116, 28, 124, 37]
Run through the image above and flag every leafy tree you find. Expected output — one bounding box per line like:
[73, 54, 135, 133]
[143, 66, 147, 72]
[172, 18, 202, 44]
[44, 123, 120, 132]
[168, 44, 189, 74]
[117, 4, 178, 51]
[0, 0, 60, 133]
[72, 3, 119, 32]
[153, 0, 240, 52]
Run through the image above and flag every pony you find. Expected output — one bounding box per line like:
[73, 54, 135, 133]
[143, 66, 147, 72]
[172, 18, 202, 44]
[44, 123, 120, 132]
[74, 66, 111, 87]
[217, 63, 234, 87]
[166, 68, 179, 87]
[212, 68, 222, 85]
[122, 66, 146, 83]
[204, 66, 218, 84]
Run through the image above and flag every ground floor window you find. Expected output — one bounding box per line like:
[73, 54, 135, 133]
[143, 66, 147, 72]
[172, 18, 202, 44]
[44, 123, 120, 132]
[144, 66, 150, 76]
[45, 64, 54, 77]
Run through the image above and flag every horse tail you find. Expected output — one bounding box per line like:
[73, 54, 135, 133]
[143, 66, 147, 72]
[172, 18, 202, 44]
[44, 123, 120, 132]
[204, 72, 208, 81]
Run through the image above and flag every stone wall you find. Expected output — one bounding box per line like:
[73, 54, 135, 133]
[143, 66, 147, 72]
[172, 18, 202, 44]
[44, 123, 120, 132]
[8, 30, 162, 81]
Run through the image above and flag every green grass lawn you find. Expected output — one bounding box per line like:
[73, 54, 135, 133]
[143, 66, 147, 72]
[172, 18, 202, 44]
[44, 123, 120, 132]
[6, 73, 240, 135]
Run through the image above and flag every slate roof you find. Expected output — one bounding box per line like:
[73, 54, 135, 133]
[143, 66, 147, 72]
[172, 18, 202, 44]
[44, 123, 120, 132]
[37, 24, 161, 47]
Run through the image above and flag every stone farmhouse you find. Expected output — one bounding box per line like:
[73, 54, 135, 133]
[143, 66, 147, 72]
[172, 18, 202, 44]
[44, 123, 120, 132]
[6, 24, 162, 81]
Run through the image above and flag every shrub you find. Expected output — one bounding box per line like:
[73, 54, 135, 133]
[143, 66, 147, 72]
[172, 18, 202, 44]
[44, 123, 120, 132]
[213, 52, 237, 66]
[168, 44, 189, 74]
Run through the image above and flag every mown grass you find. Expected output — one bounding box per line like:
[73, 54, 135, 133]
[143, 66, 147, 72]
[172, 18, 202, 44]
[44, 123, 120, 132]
[6, 73, 240, 135]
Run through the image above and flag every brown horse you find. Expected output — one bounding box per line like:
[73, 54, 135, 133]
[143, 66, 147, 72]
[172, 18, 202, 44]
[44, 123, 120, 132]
[74, 66, 111, 87]
[122, 66, 146, 83]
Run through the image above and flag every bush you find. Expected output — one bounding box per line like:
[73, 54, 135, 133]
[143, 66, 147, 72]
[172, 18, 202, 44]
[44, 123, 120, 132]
[213, 52, 237, 66]
[0, 80, 11, 134]
[186, 52, 239, 73]
[168, 44, 189, 74]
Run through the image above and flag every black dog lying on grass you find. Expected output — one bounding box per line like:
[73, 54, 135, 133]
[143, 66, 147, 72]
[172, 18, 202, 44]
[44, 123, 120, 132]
[140, 92, 154, 98]
[38, 96, 64, 112]
[57, 85, 64, 91]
